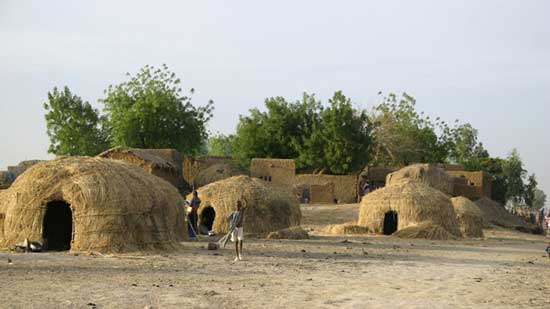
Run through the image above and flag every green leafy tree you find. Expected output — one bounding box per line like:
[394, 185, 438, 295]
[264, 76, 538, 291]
[448, 123, 490, 170]
[232, 93, 322, 168]
[370, 93, 449, 166]
[310, 91, 372, 174]
[100, 64, 213, 155]
[533, 189, 547, 209]
[502, 149, 526, 204]
[208, 134, 235, 157]
[523, 174, 538, 207]
[44, 86, 109, 156]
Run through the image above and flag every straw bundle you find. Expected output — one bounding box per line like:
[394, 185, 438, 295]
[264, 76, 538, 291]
[358, 179, 461, 238]
[474, 197, 528, 229]
[0, 157, 186, 252]
[193, 162, 247, 188]
[393, 221, 458, 240]
[189, 175, 301, 235]
[266, 226, 309, 240]
[450, 197, 484, 238]
[326, 222, 369, 235]
[386, 164, 454, 196]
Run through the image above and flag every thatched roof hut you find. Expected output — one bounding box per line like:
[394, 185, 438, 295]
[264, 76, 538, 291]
[358, 179, 461, 238]
[98, 146, 189, 194]
[0, 157, 186, 253]
[188, 175, 301, 235]
[451, 197, 484, 238]
[386, 164, 454, 196]
[193, 163, 247, 188]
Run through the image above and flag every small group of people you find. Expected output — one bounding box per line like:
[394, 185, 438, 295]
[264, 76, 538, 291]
[185, 190, 245, 261]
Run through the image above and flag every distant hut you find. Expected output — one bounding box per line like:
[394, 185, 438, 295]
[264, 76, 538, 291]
[188, 176, 301, 236]
[450, 197, 484, 238]
[250, 158, 296, 187]
[0, 157, 186, 252]
[0, 171, 16, 190]
[193, 162, 247, 188]
[98, 146, 189, 194]
[294, 174, 358, 204]
[386, 164, 455, 196]
[358, 179, 461, 239]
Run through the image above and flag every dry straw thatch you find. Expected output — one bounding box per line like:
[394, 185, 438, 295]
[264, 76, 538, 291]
[474, 197, 528, 230]
[358, 179, 461, 238]
[326, 223, 369, 235]
[193, 162, 247, 188]
[266, 226, 309, 240]
[0, 157, 186, 253]
[98, 146, 189, 194]
[450, 197, 484, 238]
[189, 175, 301, 235]
[393, 221, 458, 240]
[386, 164, 454, 196]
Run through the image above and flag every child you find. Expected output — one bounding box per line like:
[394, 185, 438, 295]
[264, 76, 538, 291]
[228, 200, 244, 261]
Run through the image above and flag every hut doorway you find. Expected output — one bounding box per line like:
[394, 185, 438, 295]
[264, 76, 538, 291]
[199, 206, 216, 234]
[383, 211, 398, 235]
[43, 201, 73, 251]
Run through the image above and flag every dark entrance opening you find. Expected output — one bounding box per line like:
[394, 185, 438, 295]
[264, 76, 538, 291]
[383, 211, 398, 235]
[199, 206, 216, 234]
[43, 201, 73, 251]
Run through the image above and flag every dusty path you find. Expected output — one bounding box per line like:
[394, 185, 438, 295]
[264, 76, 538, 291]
[1, 204, 549, 308]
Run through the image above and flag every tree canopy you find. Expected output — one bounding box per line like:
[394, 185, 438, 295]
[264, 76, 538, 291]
[101, 64, 213, 155]
[44, 65, 213, 157]
[232, 91, 371, 174]
[44, 86, 109, 156]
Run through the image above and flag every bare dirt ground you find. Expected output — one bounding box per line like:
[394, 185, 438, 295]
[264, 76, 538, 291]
[1, 203, 550, 308]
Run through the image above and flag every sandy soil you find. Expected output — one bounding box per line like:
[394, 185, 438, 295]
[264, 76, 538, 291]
[1, 203, 550, 308]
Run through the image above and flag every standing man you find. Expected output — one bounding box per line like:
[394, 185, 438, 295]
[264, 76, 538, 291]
[187, 190, 201, 240]
[228, 200, 244, 261]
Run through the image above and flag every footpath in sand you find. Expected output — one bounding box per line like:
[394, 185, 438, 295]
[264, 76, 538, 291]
[1, 203, 549, 308]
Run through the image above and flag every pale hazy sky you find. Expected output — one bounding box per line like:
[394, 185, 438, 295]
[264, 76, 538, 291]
[0, 1, 548, 205]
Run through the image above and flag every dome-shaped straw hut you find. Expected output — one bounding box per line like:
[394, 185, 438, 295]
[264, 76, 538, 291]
[358, 179, 461, 239]
[450, 197, 484, 238]
[188, 175, 301, 236]
[0, 157, 186, 253]
[193, 162, 247, 188]
[386, 164, 454, 196]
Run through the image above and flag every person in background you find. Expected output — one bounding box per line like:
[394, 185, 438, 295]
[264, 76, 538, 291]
[187, 190, 201, 240]
[228, 200, 244, 261]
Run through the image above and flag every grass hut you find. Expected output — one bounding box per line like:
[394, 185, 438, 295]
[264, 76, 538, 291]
[450, 197, 484, 238]
[189, 175, 301, 236]
[0, 157, 186, 253]
[386, 164, 454, 196]
[98, 146, 189, 194]
[358, 179, 461, 238]
[193, 162, 247, 188]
